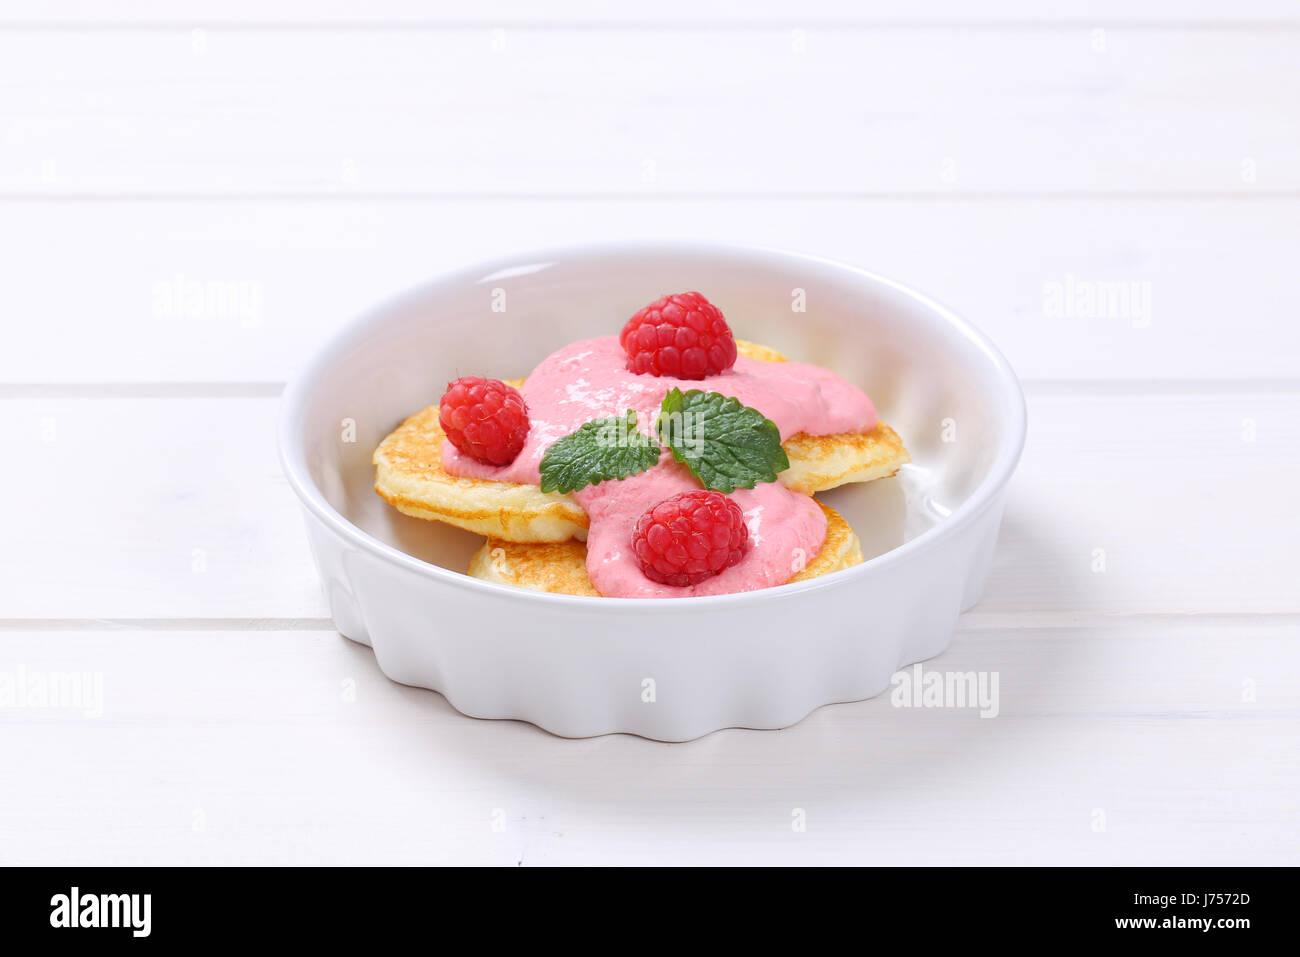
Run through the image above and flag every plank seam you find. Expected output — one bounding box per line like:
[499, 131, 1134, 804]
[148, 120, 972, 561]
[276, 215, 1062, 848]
[3, 21, 1300, 32]
[2, 191, 1298, 204]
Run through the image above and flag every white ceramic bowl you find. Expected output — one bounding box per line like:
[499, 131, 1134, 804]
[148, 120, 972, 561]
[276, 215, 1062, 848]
[279, 243, 1026, 740]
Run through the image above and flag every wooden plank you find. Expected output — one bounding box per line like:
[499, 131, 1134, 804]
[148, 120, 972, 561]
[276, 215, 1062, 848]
[1, 622, 1295, 864]
[0, 392, 1296, 620]
[0, 397, 325, 619]
[988, 392, 1300, 615]
[3, 198, 1297, 384]
[1, 29, 1295, 195]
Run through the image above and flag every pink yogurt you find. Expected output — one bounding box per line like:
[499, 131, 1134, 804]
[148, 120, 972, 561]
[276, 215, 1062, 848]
[443, 335, 877, 598]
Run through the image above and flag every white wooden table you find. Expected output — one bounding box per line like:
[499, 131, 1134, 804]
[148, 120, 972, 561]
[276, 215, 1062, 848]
[1, 2, 1297, 866]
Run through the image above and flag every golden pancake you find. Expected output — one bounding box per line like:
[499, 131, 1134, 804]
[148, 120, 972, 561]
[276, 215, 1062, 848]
[778, 424, 909, 494]
[467, 502, 864, 597]
[373, 340, 910, 542]
[373, 396, 588, 543]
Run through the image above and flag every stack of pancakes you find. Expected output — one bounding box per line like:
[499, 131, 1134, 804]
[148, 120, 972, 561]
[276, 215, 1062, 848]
[374, 341, 910, 596]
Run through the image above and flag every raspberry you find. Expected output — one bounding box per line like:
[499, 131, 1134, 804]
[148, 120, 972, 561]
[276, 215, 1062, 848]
[620, 291, 737, 379]
[438, 376, 530, 466]
[631, 490, 749, 587]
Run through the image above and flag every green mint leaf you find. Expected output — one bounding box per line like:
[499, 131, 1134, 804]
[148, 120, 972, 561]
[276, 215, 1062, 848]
[656, 388, 790, 493]
[538, 411, 661, 494]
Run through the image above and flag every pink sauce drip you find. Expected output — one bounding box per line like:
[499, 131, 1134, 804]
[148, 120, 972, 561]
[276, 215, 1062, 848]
[443, 336, 877, 598]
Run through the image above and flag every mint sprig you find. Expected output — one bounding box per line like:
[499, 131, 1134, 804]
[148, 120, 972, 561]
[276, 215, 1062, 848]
[538, 411, 660, 494]
[537, 392, 790, 495]
[656, 388, 790, 493]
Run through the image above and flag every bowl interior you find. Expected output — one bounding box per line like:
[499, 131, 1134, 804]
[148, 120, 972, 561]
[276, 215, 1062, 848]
[287, 245, 1019, 578]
